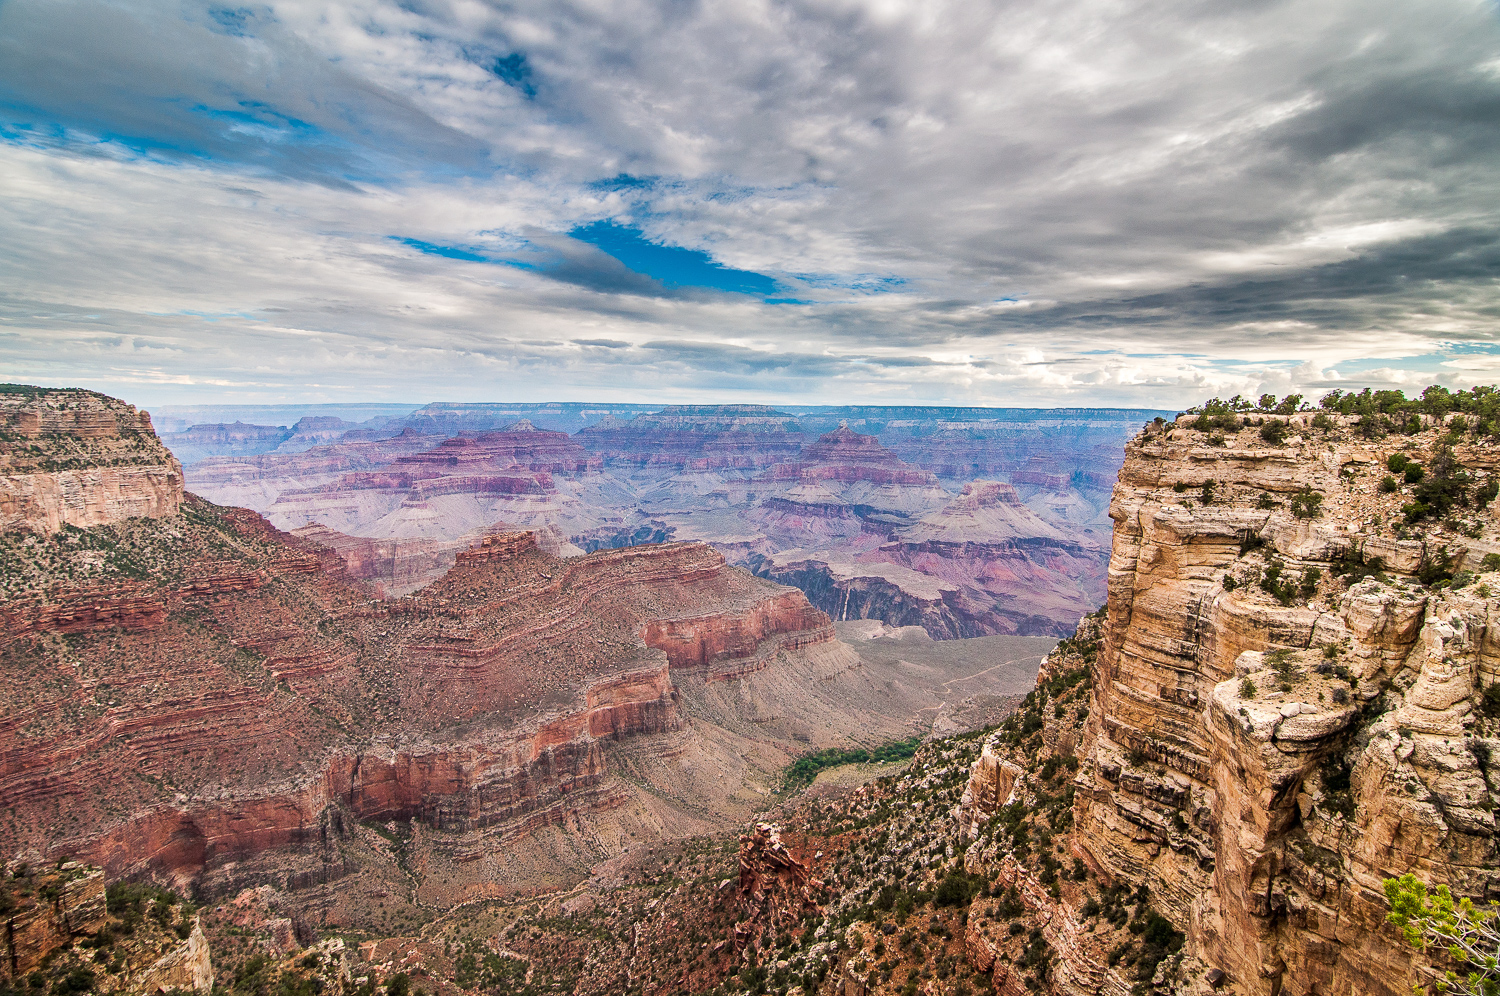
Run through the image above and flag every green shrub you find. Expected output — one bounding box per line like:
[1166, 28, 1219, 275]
[1290, 487, 1324, 519]
[1259, 420, 1288, 445]
[1379, 475, 1398, 494]
[935, 871, 982, 907]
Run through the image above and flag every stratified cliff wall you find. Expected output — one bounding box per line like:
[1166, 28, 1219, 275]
[0, 387, 183, 534]
[959, 407, 1500, 996]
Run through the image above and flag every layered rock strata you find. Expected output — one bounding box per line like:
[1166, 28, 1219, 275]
[959, 410, 1500, 996]
[578, 406, 806, 472]
[1, 514, 842, 892]
[1, 388, 183, 534]
[0, 863, 106, 980]
[758, 482, 1107, 637]
[2, 395, 877, 901]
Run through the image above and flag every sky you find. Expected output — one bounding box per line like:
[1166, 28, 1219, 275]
[1, 0, 1498, 410]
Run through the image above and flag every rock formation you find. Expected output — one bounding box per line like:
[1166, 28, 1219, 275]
[0, 862, 106, 981]
[957, 406, 1500, 996]
[735, 823, 822, 953]
[0, 387, 182, 534]
[579, 406, 806, 472]
[763, 425, 947, 515]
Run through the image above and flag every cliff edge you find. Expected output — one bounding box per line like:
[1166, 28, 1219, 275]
[959, 394, 1500, 996]
[1, 385, 183, 535]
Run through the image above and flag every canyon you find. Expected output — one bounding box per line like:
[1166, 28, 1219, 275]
[0, 388, 1050, 974]
[9, 387, 1500, 996]
[171, 402, 1156, 634]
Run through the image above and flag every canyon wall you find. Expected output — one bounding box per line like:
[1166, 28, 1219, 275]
[0, 510, 848, 893]
[959, 409, 1500, 996]
[0, 388, 183, 534]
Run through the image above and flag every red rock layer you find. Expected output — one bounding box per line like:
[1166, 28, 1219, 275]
[643, 589, 833, 676]
[764, 426, 938, 486]
[392, 425, 600, 477]
[1, 389, 183, 534]
[578, 406, 806, 471]
[1, 507, 831, 890]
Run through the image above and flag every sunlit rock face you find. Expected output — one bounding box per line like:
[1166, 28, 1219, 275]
[1055, 411, 1500, 996]
[1, 387, 183, 534]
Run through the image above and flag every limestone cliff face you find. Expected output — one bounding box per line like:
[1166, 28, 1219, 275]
[960, 411, 1500, 995]
[0, 864, 106, 981]
[1, 388, 183, 534]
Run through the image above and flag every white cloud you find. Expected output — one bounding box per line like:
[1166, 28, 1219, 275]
[0, 0, 1497, 407]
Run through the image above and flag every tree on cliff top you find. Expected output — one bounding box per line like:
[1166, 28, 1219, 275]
[1385, 873, 1500, 996]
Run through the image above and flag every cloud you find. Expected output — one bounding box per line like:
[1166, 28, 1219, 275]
[0, 0, 1497, 408]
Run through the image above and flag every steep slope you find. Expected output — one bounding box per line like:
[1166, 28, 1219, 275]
[954, 401, 1500, 996]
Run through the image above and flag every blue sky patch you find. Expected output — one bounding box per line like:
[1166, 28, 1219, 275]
[492, 53, 536, 98]
[395, 237, 491, 263]
[568, 221, 778, 296]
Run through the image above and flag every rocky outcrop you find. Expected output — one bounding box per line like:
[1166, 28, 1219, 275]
[959, 410, 1500, 996]
[134, 918, 215, 993]
[1, 863, 106, 981]
[1, 388, 183, 534]
[734, 823, 822, 953]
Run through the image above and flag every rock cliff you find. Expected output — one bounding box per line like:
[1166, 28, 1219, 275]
[578, 405, 806, 472]
[957, 401, 1500, 996]
[1, 387, 183, 534]
[1, 862, 107, 981]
